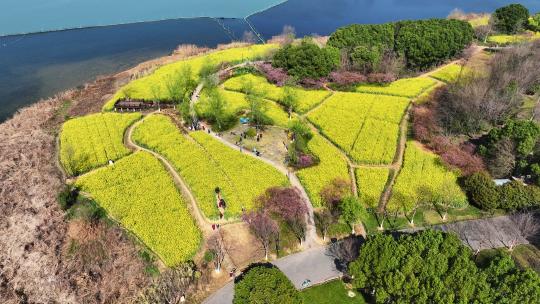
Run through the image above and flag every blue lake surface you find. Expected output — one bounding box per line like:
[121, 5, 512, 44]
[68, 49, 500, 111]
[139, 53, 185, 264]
[0, 0, 285, 36]
[1, 0, 539, 122]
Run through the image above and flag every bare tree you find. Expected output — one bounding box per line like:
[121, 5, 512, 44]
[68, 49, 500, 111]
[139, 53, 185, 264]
[243, 211, 278, 260]
[326, 236, 362, 272]
[138, 261, 198, 304]
[242, 31, 257, 44]
[207, 232, 227, 273]
[487, 138, 516, 178]
[511, 211, 540, 243]
[314, 210, 333, 241]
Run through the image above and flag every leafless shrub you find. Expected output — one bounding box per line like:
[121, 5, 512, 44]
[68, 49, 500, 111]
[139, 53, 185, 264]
[329, 71, 367, 85]
[437, 42, 540, 135]
[326, 237, 362, 272]
[216, 41, 251, 51]
[173, 44, 210, 58]
[511, 211, 540, 242]
[137, 262, 199, 304]
[242, 31, 258, 44]
[268, 25, 296, 45]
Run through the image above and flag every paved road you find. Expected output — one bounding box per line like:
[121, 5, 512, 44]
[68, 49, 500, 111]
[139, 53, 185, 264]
[403, 215, 529, 252]
[203, 246, 341, 304]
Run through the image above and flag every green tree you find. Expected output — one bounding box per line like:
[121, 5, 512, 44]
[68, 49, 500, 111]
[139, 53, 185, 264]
[529, 13, 540, 32]
[164, 65, 196, 104]
[483, 253, 540, 303]
[395, 19, 474, 69]
[273, 38, 340, 79]
[241, 79, 271, 128]
[348, 230, 491, 304]
[493, 3, 530, 34]
[327, 23, 395, 52]
[462, 172, 500, 211]
[339, 196, 364, 234]
[206, 88, 230, 130]
[282, 86, 299, 118]
[350, 45, 383, 73]
[233, 265, 303, 304]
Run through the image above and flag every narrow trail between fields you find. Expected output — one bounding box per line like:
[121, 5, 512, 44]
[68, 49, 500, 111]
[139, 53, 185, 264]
[125, 116, 241, 270]
[304, 57, 470, 212]
[191, 85, 322, 249]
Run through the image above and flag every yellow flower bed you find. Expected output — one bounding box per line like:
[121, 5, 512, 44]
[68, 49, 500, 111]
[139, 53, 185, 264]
[308, 92, 409, 164]
[356, 167, 391, 208]
[103, 44, 278, 111]
[297, 134, 351, 207]
[75, 151, 202, 266]
[429, 63, 467, 83]
[387, 141, 467, 213]
[487, 32, 540, 45]
[59, 113, 142, 175]
[223, 74, 332, 113]
[132, 114, 288, 219]
[356, 77, 437, 98]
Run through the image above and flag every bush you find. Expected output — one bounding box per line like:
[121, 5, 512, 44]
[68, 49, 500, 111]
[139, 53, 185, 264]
[498, 181, 540, 210]
[233, 264, 302, 304]
[395, 19, 473, 69]
[329, 71, 367, 85]
[366, 72, 396, 83]
[462, 172, 500, 211]
[529, 13, 540, 32]
[462, 173, 540, 211]
[57, 185, 80, 210]
[256, 62, 290, 86]
[272, 39, 340, 79]
[350, 45, 383, 72]
[493, 3, 530, 34]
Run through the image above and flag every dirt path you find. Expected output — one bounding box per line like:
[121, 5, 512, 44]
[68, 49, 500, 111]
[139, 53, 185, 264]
[125, 118, 213, 236]
[125, 116, 244, 276]
[191, 74, 322, 249]
[377, 105, 410, 212]
[198, 124, 321, 249]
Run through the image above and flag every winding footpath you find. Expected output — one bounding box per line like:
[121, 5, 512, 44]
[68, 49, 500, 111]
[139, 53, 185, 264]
[191, 81, 321, 248]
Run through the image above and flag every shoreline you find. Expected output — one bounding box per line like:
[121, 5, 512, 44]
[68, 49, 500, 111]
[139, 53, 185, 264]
[0, 0, 288, 38]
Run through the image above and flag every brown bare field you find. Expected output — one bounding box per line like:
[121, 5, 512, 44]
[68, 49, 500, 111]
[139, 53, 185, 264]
[0, 87, 150, 304]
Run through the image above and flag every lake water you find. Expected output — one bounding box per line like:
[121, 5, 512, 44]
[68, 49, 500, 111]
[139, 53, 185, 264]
[1, 0, 539, 122]
[0, 0, 285, 36]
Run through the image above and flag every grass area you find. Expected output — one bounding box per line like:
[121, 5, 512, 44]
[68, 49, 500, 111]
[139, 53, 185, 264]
[301, 280, 366, 304]
[429, 63, 467, 83]
[103, 44, 278, 111]
[487, 31, 540, 45]
[60, 113, 141, 175]
[75, 151, 202, 266]
[222, 73, 332, 113]
[196, 88, 290, 128]
[356, 168, 391, 208]
[308, 92, 409, 164]
[387, 141, 467, 213]
[356, 77, 438, 98]
[297, 134, 350, 207]
[132, 114, 289, 219]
